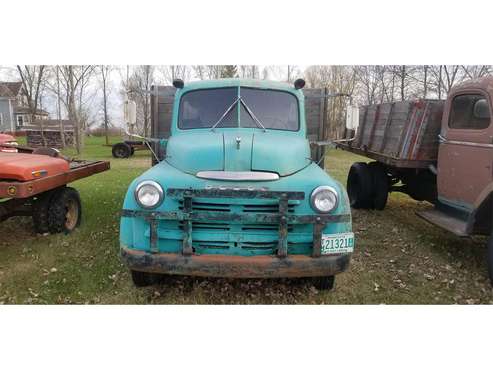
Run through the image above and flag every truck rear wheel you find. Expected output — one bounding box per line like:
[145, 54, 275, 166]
[347, 162, 373, 209]
[369, 162, 389, 210]
[47, 187, 82, 234]
[488, 230, 493, 286]
[112, 142, 132, 158]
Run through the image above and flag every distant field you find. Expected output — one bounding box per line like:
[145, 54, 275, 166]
[0, 137, 492, 304]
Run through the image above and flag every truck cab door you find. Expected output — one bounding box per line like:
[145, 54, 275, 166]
[437, 91, 493, 212]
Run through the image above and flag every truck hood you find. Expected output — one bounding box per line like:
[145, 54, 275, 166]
[165, 130, 311, 177]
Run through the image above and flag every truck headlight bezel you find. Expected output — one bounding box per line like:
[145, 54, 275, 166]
[134, 180, 164, 209]
[310, 186, 339, 214]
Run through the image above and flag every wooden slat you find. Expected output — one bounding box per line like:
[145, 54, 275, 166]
[345, 99, 444, 166]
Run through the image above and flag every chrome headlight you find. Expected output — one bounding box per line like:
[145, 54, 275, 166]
[134, 180, 164, 209]
[310, 186, 338, 213]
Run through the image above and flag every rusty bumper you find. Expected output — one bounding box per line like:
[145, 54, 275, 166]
[121, 246, 351, 278]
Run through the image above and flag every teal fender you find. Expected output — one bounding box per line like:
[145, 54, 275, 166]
[120, 160, 352, 256]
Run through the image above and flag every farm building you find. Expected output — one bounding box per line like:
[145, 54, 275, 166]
[0, 81, 49, 133]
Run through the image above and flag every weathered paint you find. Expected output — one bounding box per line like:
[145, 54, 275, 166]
[120, 79, 353, 278]
[0, 160, 109, 199]
[342, 76, 493, 238]
[437, 77, 493, 212]
[121, 247, 351, 278]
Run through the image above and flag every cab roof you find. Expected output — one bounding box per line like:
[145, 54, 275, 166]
[178, 78, 303, 96]
[451, 76, 493, 96]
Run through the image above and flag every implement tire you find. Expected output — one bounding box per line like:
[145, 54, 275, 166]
[32, 190, 55, 234]
[47, 187, 82, 234]
[347, 162, 373, 209]
[112, 142, 132, 158]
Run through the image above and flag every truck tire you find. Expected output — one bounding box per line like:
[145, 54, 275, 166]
[47, 187, 82, 234]
[131, 270, 159, 287]
[347, 162, 373, 209]
[369, 162, 389, 210]
[312, 275, 335, 291]
[112, 142, 132, 158]
[130, 147, 135, 156]
[32, 190, 55, 234]
[488, 230, 493, 286]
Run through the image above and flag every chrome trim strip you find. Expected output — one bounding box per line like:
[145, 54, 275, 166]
[196, 171, 279, 181]
[439, 137, 493, 149]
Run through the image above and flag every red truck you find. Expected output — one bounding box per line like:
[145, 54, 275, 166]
[338, 76, 493, 284]
[0, 143, 109, 234]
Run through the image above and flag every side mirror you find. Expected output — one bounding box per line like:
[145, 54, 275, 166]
[294, 79, 305, 89]
[173, 79, 184, 89]
[346, 104, 359, 131]
[124, 100, 137, 125]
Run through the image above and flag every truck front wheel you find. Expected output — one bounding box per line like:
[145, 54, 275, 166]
[131, 270, 159, 287]
[312, 275, 335, 291]
[347, 162, 373, 209]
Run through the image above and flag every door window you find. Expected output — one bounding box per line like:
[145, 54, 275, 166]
[449, 94, 491, 130]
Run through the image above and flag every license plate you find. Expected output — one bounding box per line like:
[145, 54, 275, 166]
[321, 232, 355, 255]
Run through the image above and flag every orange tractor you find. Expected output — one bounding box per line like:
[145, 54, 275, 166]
[0, 140, 109, 234]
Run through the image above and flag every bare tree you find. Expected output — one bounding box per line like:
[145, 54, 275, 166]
[158, 65, 191, 84]
[304, 65, 357, 139]
[263, 65, 301, 83]
[99, 65, 112, 145]
[462, 65, 491, 79]
[53, 65, 95, 154]
[127, 65, 155, 136]
[238, 65, 259, 79]
[442, 65, 461, 93]
[55, 66, 65, 147]
[353, 65, 384, 105]
[192, 65, 222, 80]
[16, 65, 47, 144]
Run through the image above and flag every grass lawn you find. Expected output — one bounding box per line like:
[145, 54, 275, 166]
[0, 136, 492, 304]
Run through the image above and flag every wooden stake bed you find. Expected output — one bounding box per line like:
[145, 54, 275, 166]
[338, 99, 445, 169]
[0, 160, 110, 199]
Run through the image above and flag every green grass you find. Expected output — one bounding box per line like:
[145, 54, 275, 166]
[0, 138, 492, 304]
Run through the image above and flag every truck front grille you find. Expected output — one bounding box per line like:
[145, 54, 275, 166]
[174, 199, 302, 254]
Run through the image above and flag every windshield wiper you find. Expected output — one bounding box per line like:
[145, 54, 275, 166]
[210, 97, 240, 131]
[240, 98, 266, 132]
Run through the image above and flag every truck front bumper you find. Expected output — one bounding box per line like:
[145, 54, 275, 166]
[121, 246, 351, 278]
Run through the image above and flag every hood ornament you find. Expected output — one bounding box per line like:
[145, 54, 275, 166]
[236, 136, 241, 150]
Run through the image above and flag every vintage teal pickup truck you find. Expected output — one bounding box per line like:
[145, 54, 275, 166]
[120, 78, 354, 290]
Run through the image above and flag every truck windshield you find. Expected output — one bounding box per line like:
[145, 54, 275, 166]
[178, 87, 299, 131]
